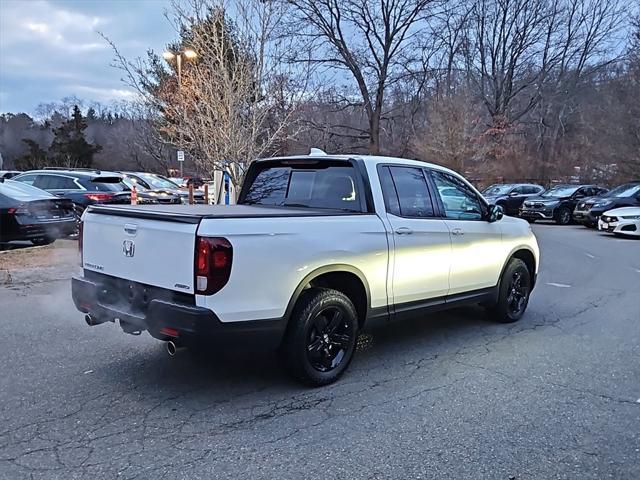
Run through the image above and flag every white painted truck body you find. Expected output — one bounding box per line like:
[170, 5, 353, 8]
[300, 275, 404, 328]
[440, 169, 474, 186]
[76, 154, 539, 328]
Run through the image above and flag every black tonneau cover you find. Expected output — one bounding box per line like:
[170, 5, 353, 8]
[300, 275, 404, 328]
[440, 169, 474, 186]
[87, 203, 361, 223]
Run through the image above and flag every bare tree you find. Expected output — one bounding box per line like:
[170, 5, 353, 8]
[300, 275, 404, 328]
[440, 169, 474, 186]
[284, 0, 441, 154]
[103, 0, 307, 187]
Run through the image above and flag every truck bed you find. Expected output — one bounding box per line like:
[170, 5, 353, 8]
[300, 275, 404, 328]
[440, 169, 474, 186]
[87, 204, 359, 222]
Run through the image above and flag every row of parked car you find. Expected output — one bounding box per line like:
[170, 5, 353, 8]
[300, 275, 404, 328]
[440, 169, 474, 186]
[0, 168, 206, 245]
[481, 181, 640, 238]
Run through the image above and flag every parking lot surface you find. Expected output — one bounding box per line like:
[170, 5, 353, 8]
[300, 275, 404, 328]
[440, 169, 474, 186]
[0, 225, 638, 479]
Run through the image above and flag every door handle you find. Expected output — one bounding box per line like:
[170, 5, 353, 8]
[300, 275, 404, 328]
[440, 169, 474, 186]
[451, 228, 464, 236]
[395, 227, 413, 235]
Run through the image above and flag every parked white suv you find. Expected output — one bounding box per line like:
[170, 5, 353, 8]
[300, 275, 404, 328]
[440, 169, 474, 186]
[72, 153, 539, 385]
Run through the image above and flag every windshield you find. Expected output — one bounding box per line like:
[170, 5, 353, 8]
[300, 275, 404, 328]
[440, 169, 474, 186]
[137, 174, 180, 189]
[483, 185, 513, 196]
[242, 163, 361, 211]
[606, 183, 640, 198]
[541, 186, 579, 198]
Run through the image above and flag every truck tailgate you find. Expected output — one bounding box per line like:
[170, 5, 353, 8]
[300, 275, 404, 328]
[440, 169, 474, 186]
[82, 209, 198, 294]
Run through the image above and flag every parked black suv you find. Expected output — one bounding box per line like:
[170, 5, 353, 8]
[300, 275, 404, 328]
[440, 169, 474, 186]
[519, 184, 608, 225]
[482, 183, 545, 216]
[573, 181, 640, 227]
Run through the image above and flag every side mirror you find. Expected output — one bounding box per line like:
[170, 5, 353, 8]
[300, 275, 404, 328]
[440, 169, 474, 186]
[488, 204, 504, 222]
[509, 191, 519, 197]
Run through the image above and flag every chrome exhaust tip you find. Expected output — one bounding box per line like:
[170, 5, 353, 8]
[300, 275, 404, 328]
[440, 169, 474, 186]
[85, 314, 95, 326]
[167, 340, 178, 356]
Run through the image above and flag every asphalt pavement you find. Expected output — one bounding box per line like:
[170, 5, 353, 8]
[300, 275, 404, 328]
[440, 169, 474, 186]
[0, 224, 638, 479]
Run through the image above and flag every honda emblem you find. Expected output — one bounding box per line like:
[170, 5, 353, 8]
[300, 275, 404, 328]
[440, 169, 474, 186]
[123, 240, 135, 257]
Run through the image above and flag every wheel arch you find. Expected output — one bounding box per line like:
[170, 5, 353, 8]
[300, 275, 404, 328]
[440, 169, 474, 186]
[283, 264, 372, 330]
[501, 247, 537, 290]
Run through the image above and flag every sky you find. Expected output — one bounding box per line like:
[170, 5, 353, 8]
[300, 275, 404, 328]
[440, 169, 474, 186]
[0, 0, 175, 114]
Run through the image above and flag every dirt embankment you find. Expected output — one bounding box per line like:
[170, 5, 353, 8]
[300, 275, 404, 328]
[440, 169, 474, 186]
[0, 240, 80, 286]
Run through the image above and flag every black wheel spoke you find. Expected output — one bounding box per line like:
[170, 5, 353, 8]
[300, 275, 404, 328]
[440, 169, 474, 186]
[313, 315, 328, 332]
[330, 333, 351, 348]
[307, 337, 323, 353]
[326, 310, 343, 333]
[305, 305, 354, 373]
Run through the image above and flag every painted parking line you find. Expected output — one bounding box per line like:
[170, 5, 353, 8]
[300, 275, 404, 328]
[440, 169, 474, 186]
[546, 282, 572, 288]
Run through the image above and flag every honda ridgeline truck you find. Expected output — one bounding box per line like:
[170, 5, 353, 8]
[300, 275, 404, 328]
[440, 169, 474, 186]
[72, 152, 539, 386]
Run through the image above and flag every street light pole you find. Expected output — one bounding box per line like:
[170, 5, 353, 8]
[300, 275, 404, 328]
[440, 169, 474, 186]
[176, 53, 183, 178]
[163, 49, 197, 180]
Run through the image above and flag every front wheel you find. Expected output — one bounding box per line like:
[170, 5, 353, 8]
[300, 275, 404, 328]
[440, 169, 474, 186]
[281, 288, 358, 386]
[555, 207, 572, 225]
[486, 258, 532, 323]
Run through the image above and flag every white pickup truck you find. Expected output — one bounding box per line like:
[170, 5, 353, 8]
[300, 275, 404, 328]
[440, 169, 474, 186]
[72, 153, 539, 385]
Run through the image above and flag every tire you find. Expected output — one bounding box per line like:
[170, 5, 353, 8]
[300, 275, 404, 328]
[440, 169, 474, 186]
[281, 288, 358, 386]
[555, 207, 571, 225]
[31, 236, 55, 246]
[486, 258, 532, 323]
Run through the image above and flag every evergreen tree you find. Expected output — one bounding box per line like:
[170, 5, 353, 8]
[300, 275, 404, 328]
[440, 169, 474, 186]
[14, 139, 48, 170]
[49, 105, 102, 168]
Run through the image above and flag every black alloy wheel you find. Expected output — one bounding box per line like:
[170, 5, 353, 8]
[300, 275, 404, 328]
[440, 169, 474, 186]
[306, 306, 354, 373]
[556, 207, 571, 225]
[281, 288, 358, 386]
[487, 258, 532, 323]
[506, 270, 530, 318]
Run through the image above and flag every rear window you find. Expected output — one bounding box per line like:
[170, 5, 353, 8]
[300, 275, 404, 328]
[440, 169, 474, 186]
[85, 177, 128, 192]
[243, 163, 361, 211]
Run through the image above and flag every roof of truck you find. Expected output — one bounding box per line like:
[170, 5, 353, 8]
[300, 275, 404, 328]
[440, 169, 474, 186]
[258, 152, 452, 174]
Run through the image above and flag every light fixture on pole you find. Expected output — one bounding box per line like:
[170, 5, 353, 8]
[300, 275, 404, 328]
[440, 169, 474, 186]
[163, 48, 198, 178]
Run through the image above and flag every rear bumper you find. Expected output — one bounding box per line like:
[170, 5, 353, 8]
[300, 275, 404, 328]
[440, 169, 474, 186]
[71, 275, 286, 350]
[1, 218, 76, 242]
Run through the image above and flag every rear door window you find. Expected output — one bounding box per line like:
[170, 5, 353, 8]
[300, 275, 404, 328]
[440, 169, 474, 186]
[14, 173, 38, 186]
[387, 166, 435, 218]
[36, 175, 78, 190]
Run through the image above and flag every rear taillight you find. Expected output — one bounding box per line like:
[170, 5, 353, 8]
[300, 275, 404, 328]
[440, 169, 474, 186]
[84, 193, 114, 202]
[78, 220, 84, 267]
[7, 204, 27, 215]
[194, 236, 232, 295]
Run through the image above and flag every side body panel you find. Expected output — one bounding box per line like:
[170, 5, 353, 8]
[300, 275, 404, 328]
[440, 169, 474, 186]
[196, 214, 390, 322]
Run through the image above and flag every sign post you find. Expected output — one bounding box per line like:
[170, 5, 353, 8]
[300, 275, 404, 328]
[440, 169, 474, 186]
[177, 150, 185, 177]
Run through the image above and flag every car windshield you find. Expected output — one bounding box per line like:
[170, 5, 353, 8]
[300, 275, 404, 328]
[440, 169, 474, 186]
[541, 186, 579, 198]
[483, 185, 513, 195]
[242, 163, 361, 211]
[137, 174, 180, 189]
[606, 183, 640, 198]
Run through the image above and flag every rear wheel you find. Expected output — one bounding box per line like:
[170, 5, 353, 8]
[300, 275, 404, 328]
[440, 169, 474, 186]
[555, 207, 571, 225]
[487, 258, 532, 323]
[31, 236, 55, 246]
[281, 288, 358, 386]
